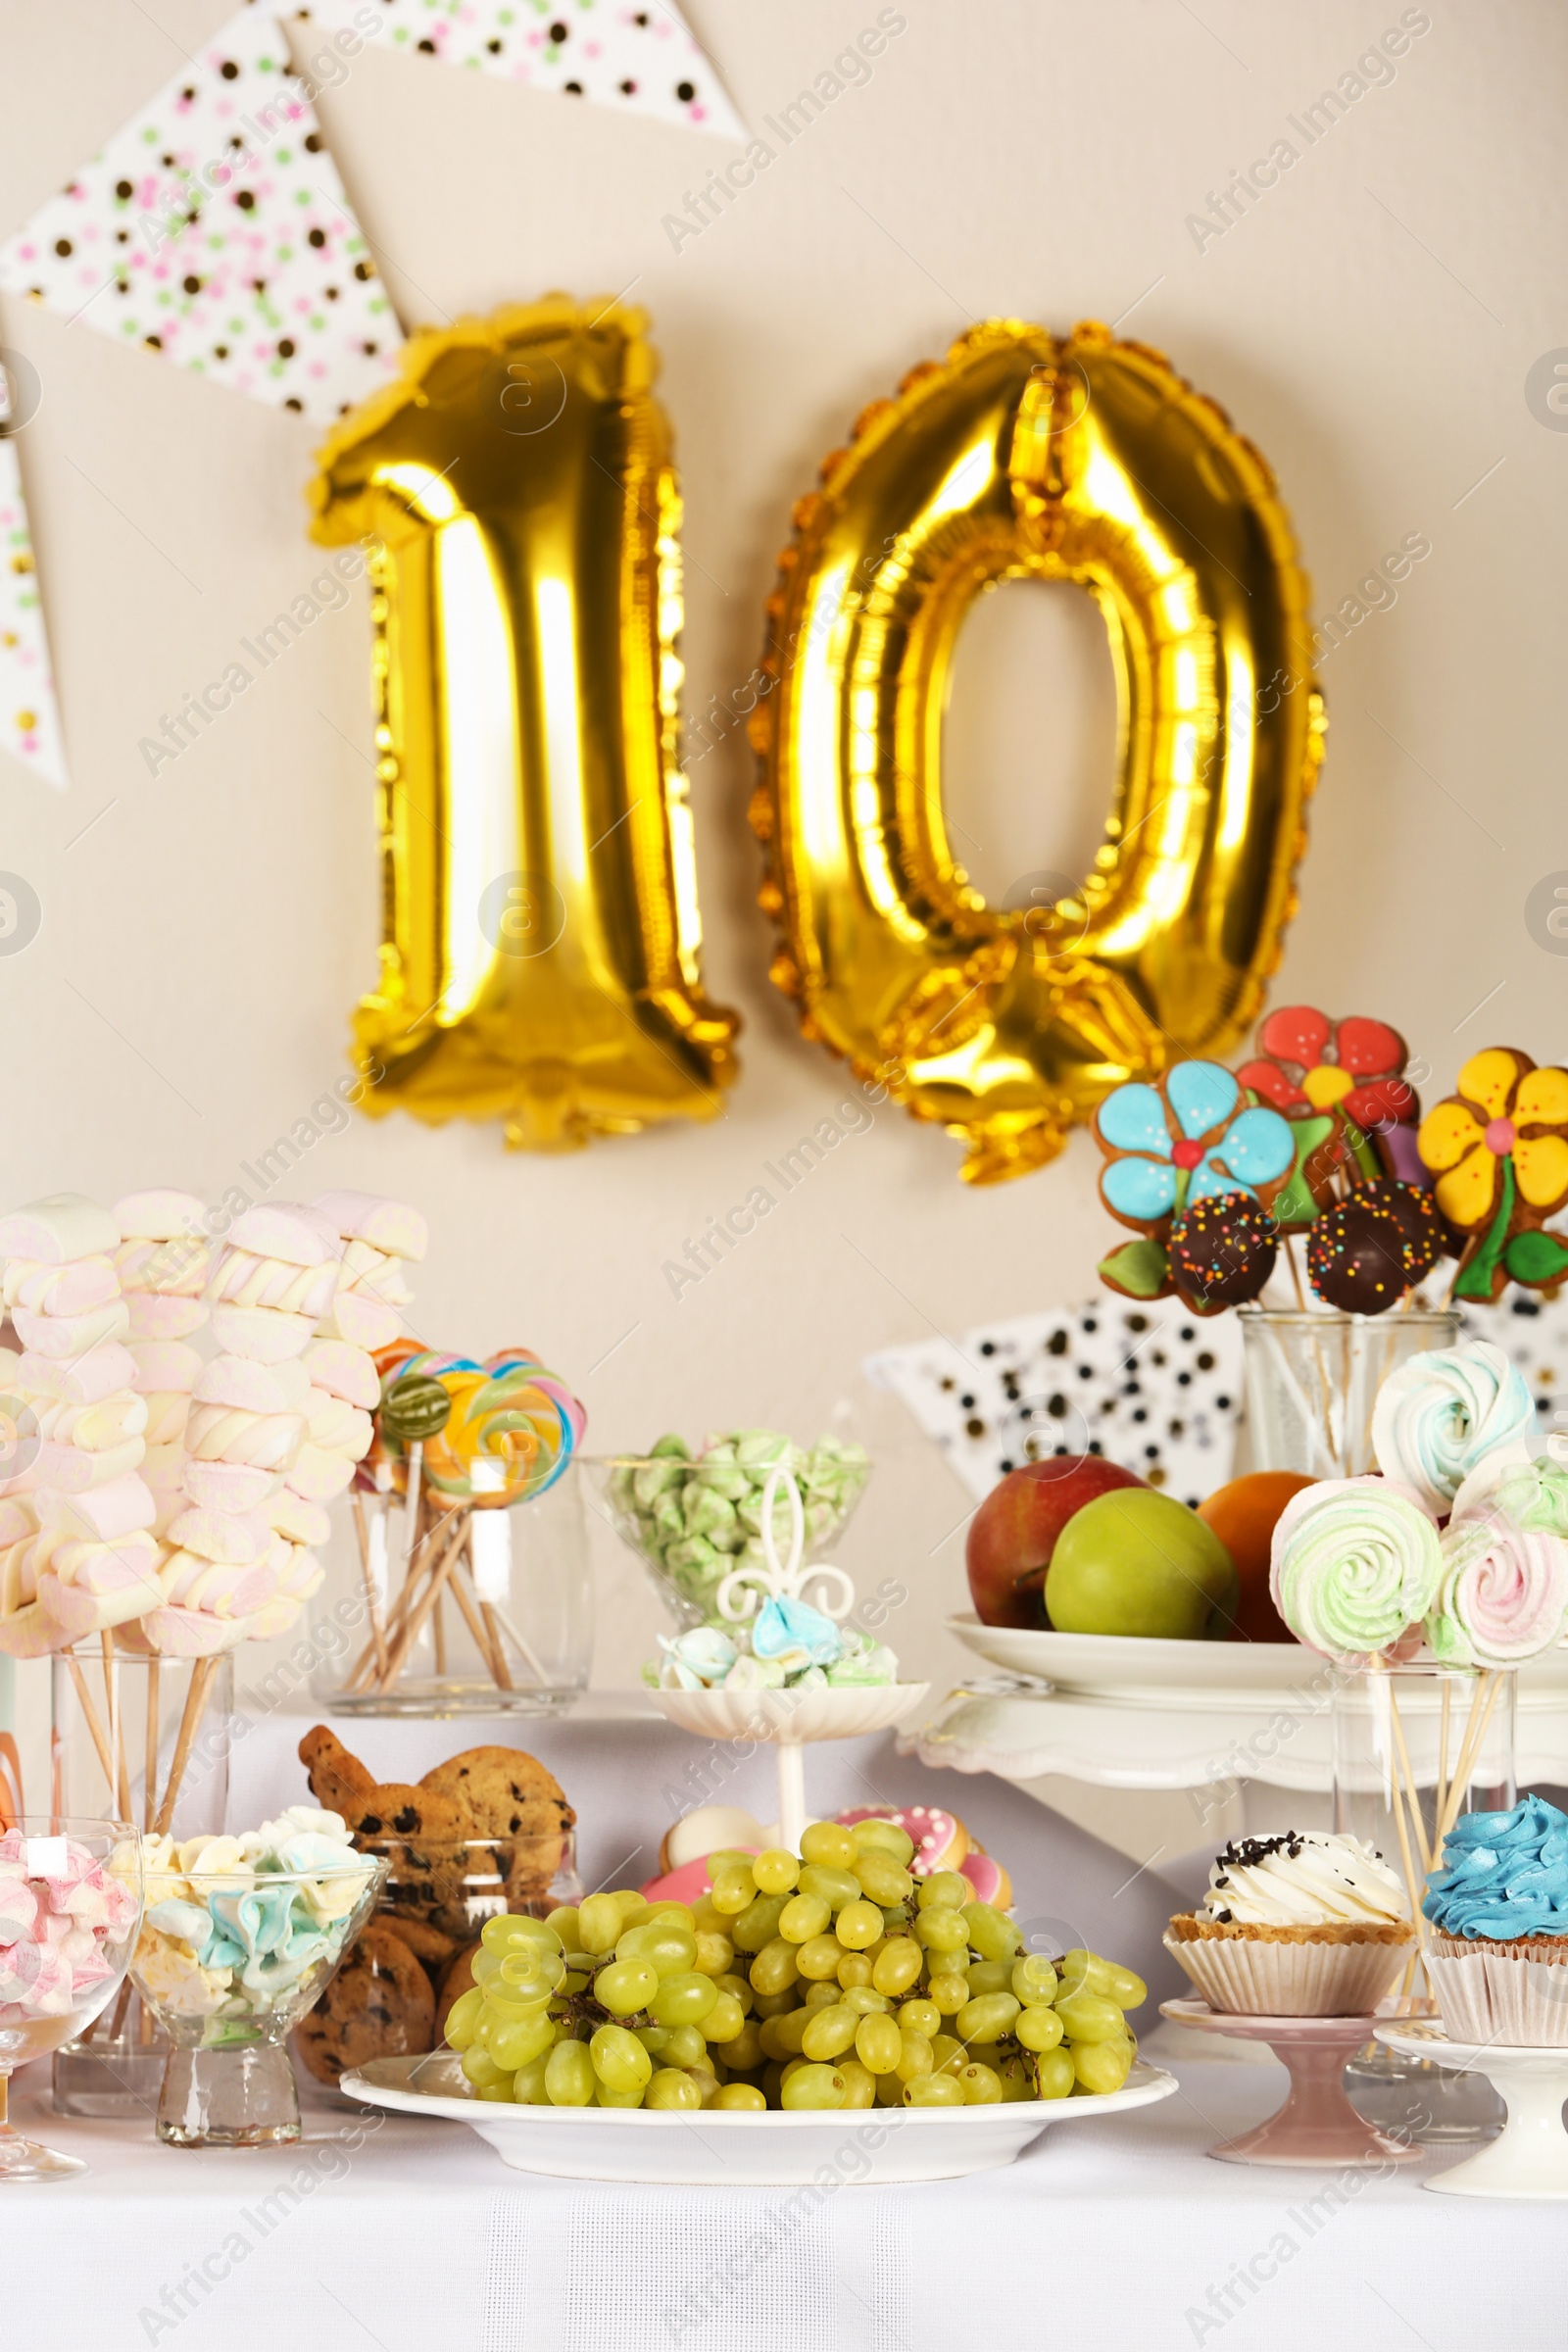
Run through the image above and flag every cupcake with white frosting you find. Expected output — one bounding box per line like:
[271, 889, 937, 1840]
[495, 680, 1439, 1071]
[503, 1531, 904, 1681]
[1165, 1831, 1414, 2016]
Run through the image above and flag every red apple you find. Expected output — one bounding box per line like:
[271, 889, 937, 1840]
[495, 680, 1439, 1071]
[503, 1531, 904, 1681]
[965, 1457, 1148, 1629]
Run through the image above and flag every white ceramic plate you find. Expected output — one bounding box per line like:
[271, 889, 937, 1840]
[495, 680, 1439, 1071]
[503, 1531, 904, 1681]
[947, 1615, 1321, 1694]
[652, 1683, 930, 1742]
[948, 1616, 1568, 1700]
[341, 2052, 1178, 2184]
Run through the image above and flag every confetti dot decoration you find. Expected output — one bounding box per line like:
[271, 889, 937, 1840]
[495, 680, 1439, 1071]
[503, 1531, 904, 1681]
[0, 440, 66, 786]
[295, 0, 745, 138]
[0, 7, 401, 424]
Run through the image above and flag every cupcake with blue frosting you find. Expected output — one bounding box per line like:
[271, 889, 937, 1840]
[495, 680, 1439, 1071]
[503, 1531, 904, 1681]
[1424, 1795, 1568, 2044]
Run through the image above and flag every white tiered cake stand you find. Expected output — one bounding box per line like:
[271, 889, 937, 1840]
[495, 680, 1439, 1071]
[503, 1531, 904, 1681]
[649, 1468, 928, 1850]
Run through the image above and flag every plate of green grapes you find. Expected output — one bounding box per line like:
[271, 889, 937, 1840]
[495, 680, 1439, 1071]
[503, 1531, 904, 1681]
[342, 1818, 1176, 2185]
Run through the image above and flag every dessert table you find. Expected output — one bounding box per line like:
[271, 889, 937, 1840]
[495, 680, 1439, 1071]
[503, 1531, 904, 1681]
[9, 2052, 1559, 2351]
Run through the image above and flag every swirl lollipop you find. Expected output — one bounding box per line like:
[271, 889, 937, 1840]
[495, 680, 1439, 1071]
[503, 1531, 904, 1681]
[421, 1351, 584, 1505]
[1371, 1341, 1535, 1517]
[1426, 1507, 1568, 1668]
[1269, 1476, 1443, 1660]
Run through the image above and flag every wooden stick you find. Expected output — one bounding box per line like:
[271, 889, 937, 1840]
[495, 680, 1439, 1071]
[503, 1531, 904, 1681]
[66, 1650, 116, 1793]
[153, 1656, 217, 1838]
[486, 1595, 552, 1689]
[1285, 1235, 1307, 1312]
[446, 1551, 511, 1690]
[144, 1653, 161, 1835]
[350, 1488, 389, 1679]
[1372, 1667, 1426, 1944]
[1385, 1678, 1435, 1875]
[376, 1509, 471, 1690]
[433, 1588, 448, 1676]
[479, 1601, 514, 1691]
[1436, 1672, 1503, 1853]
[102, 1630, 131, 1824]
[1433, 1677, 1453, 1855]
[344, 1501, 446, 1690]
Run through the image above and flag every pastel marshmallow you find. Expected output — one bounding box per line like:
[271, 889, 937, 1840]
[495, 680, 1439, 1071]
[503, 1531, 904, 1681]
[33, 1392, 147, 1450]
[140, 1394, 191, 1446]
[127, 1341, 203, 1396]
[2, 1257, 121, 1317]
[0, 1497, 37, 1546]
[180, 1460, 279, 1514]
[35, 1474, 156, 1543]
[284, 1442, 356, 1502]
[140, 1443, 189, 1494]
[167, 1506, 272, 1565]
[207, 1302, 317, 1363]
[183, 1404, 305, 1472]
[157, 1550, 275, 1617]
[135, 1605, 250, 1658]
[337, 1239, 413, 1308]
[224, 1203, 335, 1267]
[0, 1195, 120, 1264]
[194, 1355, 307, 1416]
[11, 1299, 130, 1358]
[113, 1190, 209, 1242]
[312, 1191, 427, 1261]
[265, 1491, 331, 1547]
[317, 1292, 400, 1352]
[32, 1436, 145, 1492]
[305, 1389, 373, 1460]
[124, 1294, 209, 1342]
[16, 1344, 137, 1405]
[116, 1235, 211, 1297]
[207, 1252, 338, 1319]
[301, 1340, 380, 1410]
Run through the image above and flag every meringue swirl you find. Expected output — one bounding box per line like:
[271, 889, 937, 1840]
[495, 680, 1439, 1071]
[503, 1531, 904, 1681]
[1270, 1475, 1443, 1659]
[1372, 1341, 1535, 1516]
[1427, 1505, 1568, 1668]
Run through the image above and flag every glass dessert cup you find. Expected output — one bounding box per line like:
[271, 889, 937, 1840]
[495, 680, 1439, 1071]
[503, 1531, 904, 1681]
[584, 1451, 870, 1633]
[0, 1816, 142, 2184]
[131, 1859, 386, 2146]
[1238, 1307, 1460, 1480]
[364, 1828, 581, 1948]
[50, 1648, 234, 2117]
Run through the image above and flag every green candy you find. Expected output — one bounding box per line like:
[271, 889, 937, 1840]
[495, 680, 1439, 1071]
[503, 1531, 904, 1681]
[380, 1373, 453, 1444]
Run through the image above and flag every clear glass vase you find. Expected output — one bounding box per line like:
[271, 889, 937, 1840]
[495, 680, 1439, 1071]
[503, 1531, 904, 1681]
[1333, 1660, 1515, 2146]
[317, 1461, 592, 1715]
[49, 1648, 233, 2118]
[1239, 1307, 1460, 1479]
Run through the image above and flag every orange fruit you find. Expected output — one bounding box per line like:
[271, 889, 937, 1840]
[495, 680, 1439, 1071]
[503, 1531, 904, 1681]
[1198, 1472, 1315, 1644]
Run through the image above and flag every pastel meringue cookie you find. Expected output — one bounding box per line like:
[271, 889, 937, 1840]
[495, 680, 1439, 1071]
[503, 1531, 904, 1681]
[302, 1339, 380, 1411]
[2, 1255, 121, 1316]
[1427, 1509, 1568, 1667]
[1270, 1475, 1444, 1659]
[0, 1194, 120, 1265]
[207, 1302, 318, 1364]
[1372, 1340, 1536, 1516]
[312, 1190, 427, 1261]
[183, 1403, 307, 1474]
[10, 1298, 130, 1358]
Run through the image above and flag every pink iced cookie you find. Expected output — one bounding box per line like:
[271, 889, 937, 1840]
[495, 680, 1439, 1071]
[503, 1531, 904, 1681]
[834, 1805, 968, 1878]
[637, 1852, 758, 1906]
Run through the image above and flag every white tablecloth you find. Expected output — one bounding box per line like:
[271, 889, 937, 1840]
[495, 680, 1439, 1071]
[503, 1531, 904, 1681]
[9, 2055, 1557, 2351]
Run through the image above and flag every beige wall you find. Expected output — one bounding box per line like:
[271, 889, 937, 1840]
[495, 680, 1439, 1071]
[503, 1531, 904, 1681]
[2, 2, 1565, 1817]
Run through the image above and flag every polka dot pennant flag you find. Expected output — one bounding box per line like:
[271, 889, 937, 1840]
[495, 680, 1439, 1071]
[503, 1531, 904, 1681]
[0, 8, 403, 425]
[0, 436, 67, 788]
[296, 0, 746, 140]
[864, 1301, 1246, 1508]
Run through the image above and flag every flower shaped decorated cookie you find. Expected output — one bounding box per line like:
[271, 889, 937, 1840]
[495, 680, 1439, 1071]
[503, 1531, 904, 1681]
[1237, 1006, 1420, 1219]
[1418, 1049, 1568, 1300]
[1094, 1062, 1296, 1235]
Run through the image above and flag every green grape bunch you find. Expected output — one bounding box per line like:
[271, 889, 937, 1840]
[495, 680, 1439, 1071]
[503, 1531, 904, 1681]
[443, 1816, 1147, 2112]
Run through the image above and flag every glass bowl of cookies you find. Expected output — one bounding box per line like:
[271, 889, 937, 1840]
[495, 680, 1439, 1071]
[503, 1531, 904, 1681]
[291, 1728, 581, 2092]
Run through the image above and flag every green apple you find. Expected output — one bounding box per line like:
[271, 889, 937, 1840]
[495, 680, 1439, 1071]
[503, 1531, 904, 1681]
[1044, 1490, 1239, 1640]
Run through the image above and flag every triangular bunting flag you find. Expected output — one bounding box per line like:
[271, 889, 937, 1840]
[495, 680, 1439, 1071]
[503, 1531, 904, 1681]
[298, 0, 745, 140]
[0, 435, 67, 788]
[0, 8, 402, 424]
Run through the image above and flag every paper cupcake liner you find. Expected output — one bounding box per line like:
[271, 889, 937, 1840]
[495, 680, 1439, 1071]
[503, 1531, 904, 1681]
[1162, 1930, 1409, 2017]
[1428, 1936, 1568, 2047]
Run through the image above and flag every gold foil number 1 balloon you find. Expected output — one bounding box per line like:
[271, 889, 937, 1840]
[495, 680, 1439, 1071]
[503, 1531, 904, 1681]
[752, 319, 1324, 1183]
[310, 299, 739, 1150]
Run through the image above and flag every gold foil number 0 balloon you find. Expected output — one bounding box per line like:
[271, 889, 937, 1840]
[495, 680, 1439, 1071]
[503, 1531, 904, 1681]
[310, 299, 739, 1150]
[752, 319, 1323, 1183]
